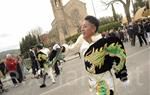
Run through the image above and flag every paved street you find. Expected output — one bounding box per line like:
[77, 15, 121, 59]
[2, 42, 150, 95]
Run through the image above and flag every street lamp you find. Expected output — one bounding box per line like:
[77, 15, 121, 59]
[91, 0, 97, 17]
[131, 0, 136, 15]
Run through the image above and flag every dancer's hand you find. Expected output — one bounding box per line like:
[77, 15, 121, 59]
[122, 79, 130, 88]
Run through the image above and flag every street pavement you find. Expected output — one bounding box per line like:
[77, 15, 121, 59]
[1, 41, 150, 95]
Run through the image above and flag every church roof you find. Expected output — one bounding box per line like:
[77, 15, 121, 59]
[64, 0, 86, 8]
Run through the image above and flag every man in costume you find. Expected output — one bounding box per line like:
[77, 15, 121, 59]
[36, 44, 56, 88]
[29, 46, 39, 78]
[49, 43, 65, 77]
[63, 15, 128, 95]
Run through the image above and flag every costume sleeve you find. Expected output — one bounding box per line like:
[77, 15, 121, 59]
[29, 51, 36, 60]
[62, 34, 83, 54]
[105, 37, 128, 81]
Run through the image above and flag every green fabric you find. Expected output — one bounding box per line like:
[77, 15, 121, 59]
[96, 80, 110, 95]
[105, 42, 126, 73]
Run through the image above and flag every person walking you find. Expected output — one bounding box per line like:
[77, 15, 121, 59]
[137, 21, 148, 47]
[36, 44, 55, 88]
[144, 20, 150, 44]
[16, 55, 24, 83]
[49, 43, 61, 77]
[29, 46, 39, 78]
[4, 54, 19, 87]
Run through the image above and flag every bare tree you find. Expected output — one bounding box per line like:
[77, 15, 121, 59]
[102, 0, 132, 23]
[30, 26, 43, 37]
[111, 3, 118, 21]
[29, 26, 43, 43]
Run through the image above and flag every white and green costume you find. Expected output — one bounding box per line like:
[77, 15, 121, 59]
[64, 34, 128, 95]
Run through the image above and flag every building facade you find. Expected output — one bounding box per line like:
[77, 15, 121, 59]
[49, 0, 87, 44]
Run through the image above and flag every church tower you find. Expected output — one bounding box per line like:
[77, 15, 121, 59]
[50, 0, 68, 43]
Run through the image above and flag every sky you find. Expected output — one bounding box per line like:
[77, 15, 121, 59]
[0, 0, 127, 52]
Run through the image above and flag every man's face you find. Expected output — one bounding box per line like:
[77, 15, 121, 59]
[81, 20, 96, 40]
[6, 54, 12, 59]
[36, 48, 40, 52]
[32, 47, 35, 51]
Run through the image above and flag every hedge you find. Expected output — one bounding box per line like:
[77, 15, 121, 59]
[65, 22, 121, 43]
[65, 32, 81, 43]
[98, 22, 121, 33]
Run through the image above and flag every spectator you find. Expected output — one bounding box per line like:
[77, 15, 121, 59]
[4, 54, 19, 87]
[29, 46, 39, 78]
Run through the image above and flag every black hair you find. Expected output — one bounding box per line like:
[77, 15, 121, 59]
[36, 44, 43, 49]
[61, 46, 65, 53]
[109, 32, 116, 37]
[30, 46, 34, 49]
[84, 15, 99, 32]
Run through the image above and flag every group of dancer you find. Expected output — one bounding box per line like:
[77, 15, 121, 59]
[0, 15, 129, 95]
[29, 43, 65, 88]
[0, 43, 65, 94]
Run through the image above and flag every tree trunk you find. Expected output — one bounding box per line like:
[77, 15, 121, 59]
[111, 3, 117, 21]
[131, 0, 136, 15]
[123, 3, 132, 23]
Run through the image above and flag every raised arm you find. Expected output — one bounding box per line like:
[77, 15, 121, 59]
[62, 34, 84, 54]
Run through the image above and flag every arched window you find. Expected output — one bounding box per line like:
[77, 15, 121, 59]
[55, 0, 60, 7]
[71, 9, 80, 19]
[71, 9, 81, 27]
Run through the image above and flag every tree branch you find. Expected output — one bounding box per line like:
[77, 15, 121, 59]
[115, 0, 126, 6]
[101, 0, 116, 10]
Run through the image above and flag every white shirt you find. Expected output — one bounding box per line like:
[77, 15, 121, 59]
[63, 34, 102, 61]
[40, 48, 50, 57]
[53, 44, 61, 50]
[63, 34, 114, 90]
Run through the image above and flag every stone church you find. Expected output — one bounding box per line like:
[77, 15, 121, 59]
[48, 0, 87, 44]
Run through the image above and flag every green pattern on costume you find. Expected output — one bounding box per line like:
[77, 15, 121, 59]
[45, 57, 57, 67]
[84, 46, 106, 73]
[84, 42, 126, 74]
[37, 53, 48, 61]
[96, 80, 110, 95]
[105, 43, 126, 58]
[44, 51, 63, 70]
[105, 43, 126, 72]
